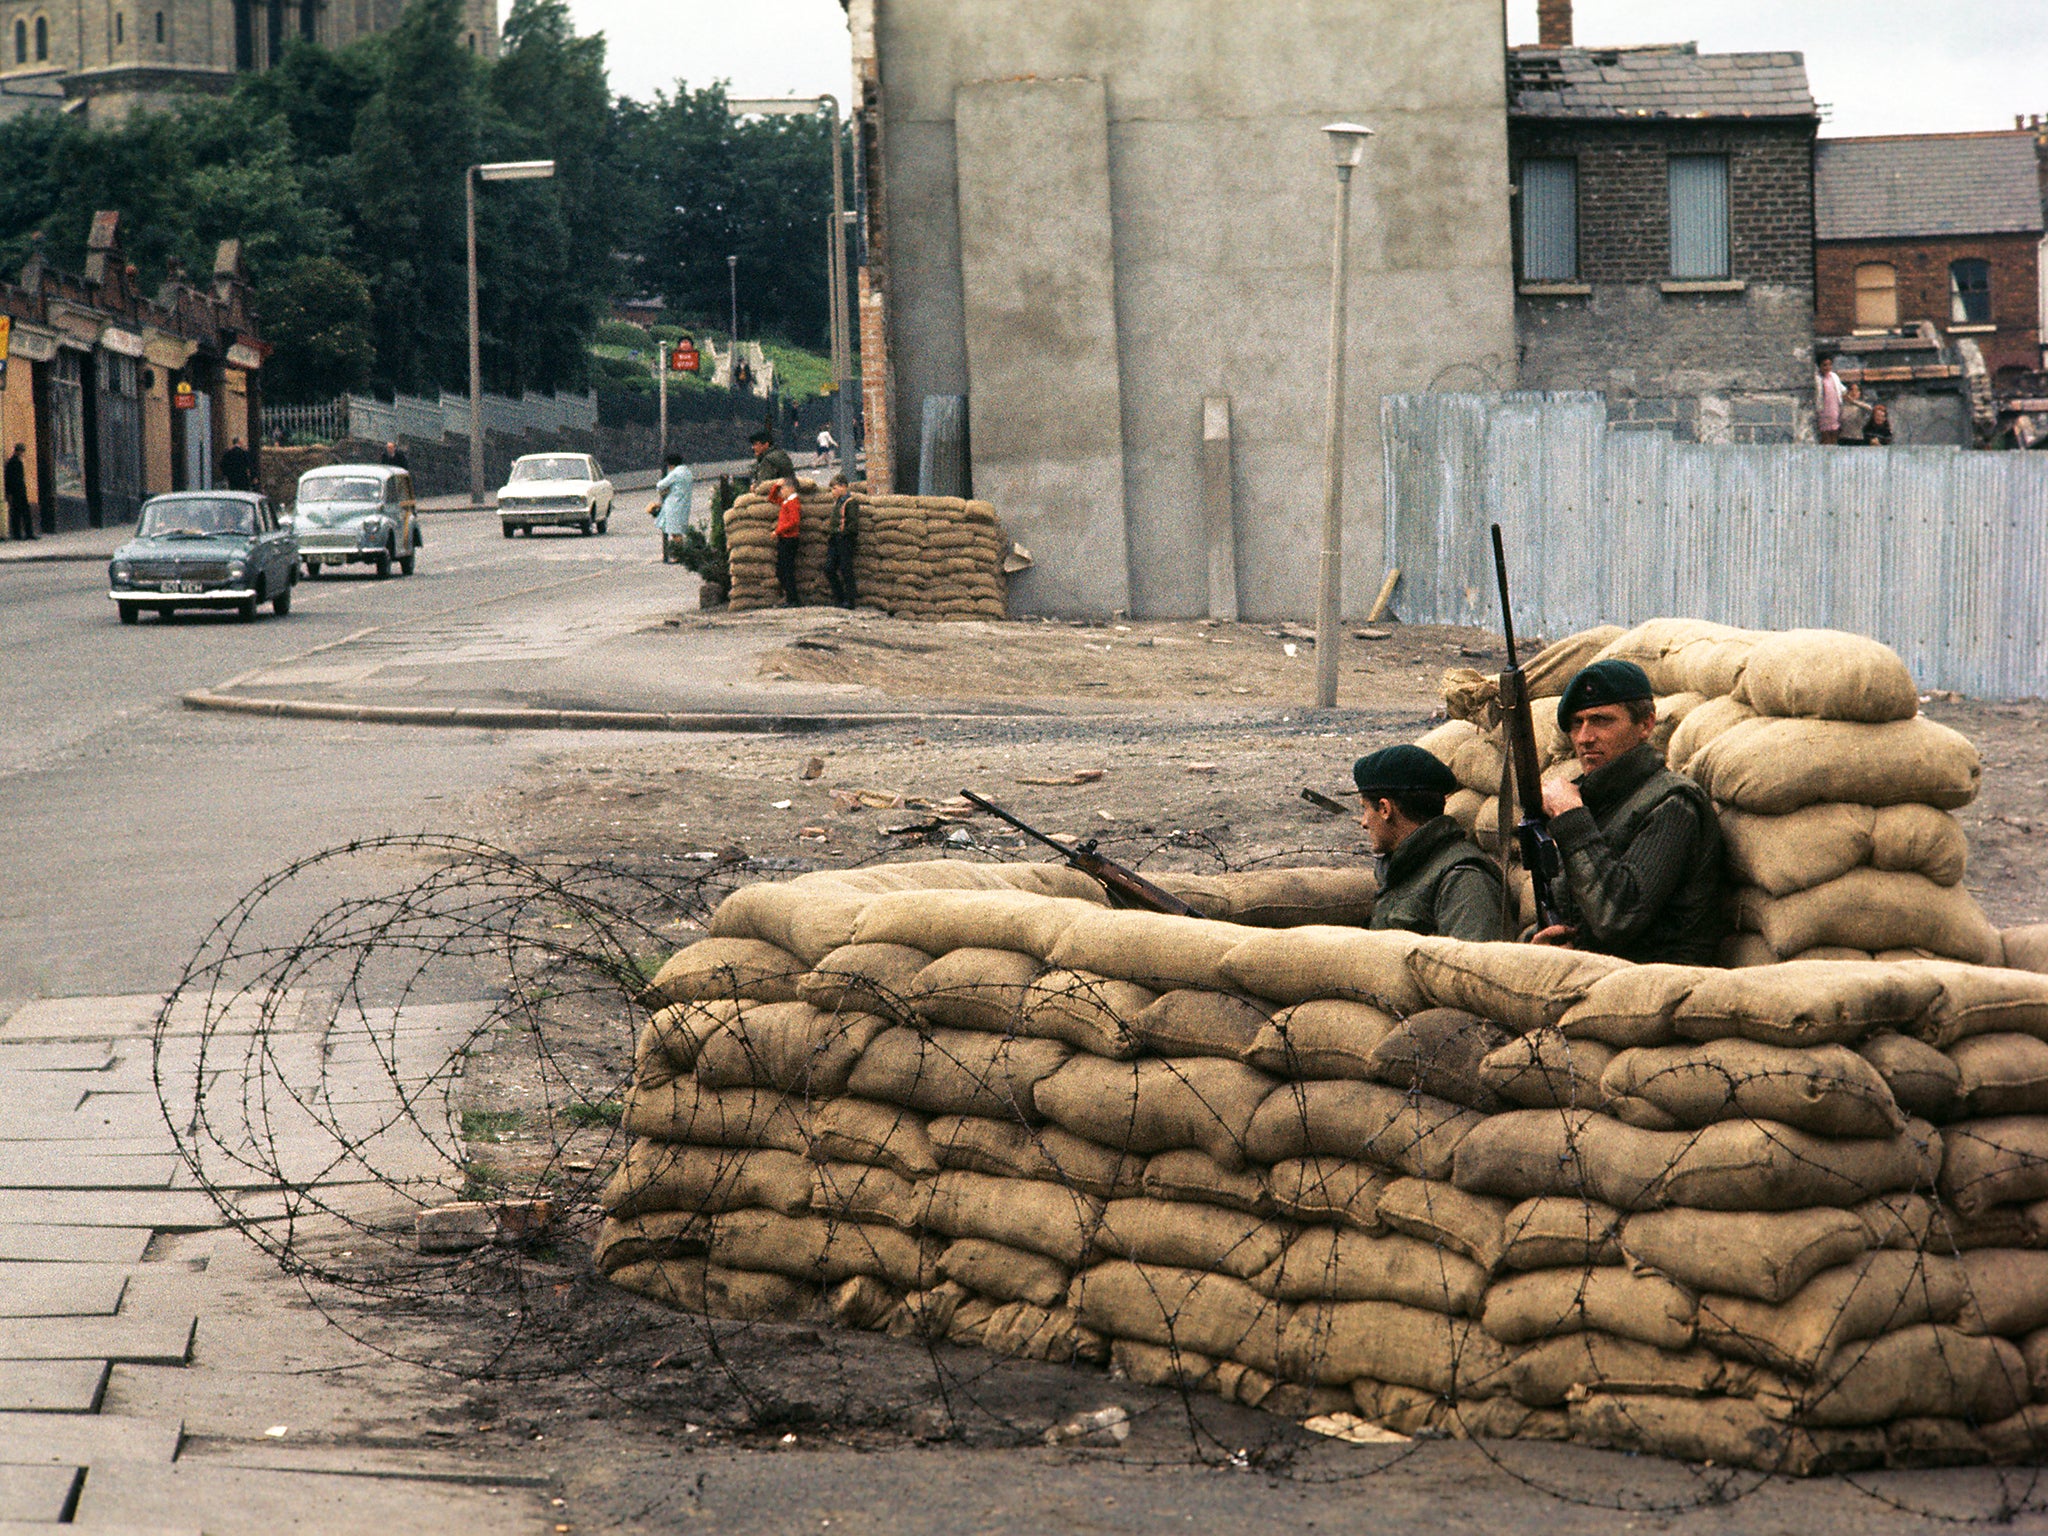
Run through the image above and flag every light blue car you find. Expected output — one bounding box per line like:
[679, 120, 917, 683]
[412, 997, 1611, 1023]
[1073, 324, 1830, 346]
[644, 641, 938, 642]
[290, 464, 420, 579]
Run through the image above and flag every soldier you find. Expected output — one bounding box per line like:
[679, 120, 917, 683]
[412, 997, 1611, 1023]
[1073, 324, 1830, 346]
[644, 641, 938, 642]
[748, 429, 795, 490]
[1536, 659, 1726, 964]
[1354, 745, 1505, 942]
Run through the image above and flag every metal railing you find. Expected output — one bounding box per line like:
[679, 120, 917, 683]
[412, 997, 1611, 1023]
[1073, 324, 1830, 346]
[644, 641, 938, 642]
[336, 390, 600, 446]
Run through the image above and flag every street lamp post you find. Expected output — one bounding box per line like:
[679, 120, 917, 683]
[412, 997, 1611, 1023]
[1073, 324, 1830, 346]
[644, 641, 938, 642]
[1314, 123, 1372, 710]
[467, 159, 556, 506]
[727, 254, 739, 385]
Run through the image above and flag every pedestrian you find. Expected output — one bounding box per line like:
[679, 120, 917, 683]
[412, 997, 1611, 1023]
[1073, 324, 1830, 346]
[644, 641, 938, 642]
[5, 442, 33, 541]
[650, 452, 694, 563]
[381, 441, 410, 471]
[1863, 402, 1894, 446]
[767, 478, 803, 606]
[220, 438, 252, 491]
[1533, 660, 1727, 964]
[1352, 745, 1504, 941]
[824, 472, 859, 608]
[1839, 382, 1872, 446]
[816, 424, 837, 468]
[1816, 354, 1844, 445]
[748, 428, 795, 490]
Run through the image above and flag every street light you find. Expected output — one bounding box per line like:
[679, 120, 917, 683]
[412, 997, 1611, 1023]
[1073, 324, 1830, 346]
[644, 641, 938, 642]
[467, 159, 556, 505]
[728, 96, 855, 481]
[1314, 123, 1372, 710]
[727, 254, 739, 386]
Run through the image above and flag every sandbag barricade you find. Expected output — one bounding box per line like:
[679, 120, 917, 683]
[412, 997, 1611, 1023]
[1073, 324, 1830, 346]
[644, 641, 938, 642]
[600, 852, 2048, 1473]
[725, 486, 1009, 621]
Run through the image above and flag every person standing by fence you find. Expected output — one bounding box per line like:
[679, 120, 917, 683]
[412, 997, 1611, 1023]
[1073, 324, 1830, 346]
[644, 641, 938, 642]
[650, 453, 694, 564]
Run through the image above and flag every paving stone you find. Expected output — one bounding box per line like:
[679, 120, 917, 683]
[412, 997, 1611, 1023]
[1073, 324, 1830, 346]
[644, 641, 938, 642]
[0, 1154, 179, 1190]
[0, 1190, 281, 1231]
[0, 1111, 176, 1144]
[0, 994, 308, 1043]
[0, 1360, 109, 1412]
[0, 1227, 153, 1264]
[0, 1264, 126, 1317]
[0, 1462, 82, 1520]
[73, 1460, 549, 1533]
[0, 1411, 182, 1465]
[0, 1316, 194, 1365]
[0, 1524, 196, 1536]
[0, 1044, 117, 1071]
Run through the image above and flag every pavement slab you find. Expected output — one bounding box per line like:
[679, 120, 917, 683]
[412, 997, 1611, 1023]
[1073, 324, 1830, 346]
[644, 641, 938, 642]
[0, 1190, 277, 1230]
[73, 1460, 552, 1534]
[0, 1461, 82, 1521]
[0, 1412, 181, 1464]
[0, 1227, 153, 1264]
[0, 1360, 109, 1412]
[0, 1265, 127, 1317]
[0, 1315, 195, 1365]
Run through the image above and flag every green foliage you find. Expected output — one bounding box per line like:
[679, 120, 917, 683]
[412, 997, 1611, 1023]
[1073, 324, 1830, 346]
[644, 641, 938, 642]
[258, 256, 375, 403]
[596, 319, 651, 349]
[760, 340, 835, 399]
[561, 1100, 623, 1129]
[461, 1109, 523, 1141]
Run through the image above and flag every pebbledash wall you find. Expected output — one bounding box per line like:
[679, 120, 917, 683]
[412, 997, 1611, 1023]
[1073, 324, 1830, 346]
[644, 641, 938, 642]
[848, 0, 1519, 621]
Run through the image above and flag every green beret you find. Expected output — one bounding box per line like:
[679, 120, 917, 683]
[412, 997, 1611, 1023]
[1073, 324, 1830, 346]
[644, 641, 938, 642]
[1354, 744, 1459, 799]
[1558, 659, 1655, 730]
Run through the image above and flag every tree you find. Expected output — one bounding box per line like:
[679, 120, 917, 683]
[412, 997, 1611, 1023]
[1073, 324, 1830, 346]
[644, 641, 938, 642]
[256, 256, 375, 402]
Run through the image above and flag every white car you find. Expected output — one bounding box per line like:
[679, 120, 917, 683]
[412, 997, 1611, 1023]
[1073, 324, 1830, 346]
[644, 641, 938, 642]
[496, 453, 615, 537]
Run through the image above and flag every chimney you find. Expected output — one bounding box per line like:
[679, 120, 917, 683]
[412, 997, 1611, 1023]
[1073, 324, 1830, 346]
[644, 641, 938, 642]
[1538, 0, 1573, 48]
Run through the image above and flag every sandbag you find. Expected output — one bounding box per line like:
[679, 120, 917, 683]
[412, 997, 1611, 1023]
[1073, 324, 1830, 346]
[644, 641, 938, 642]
[710, 1209, 936, 1290]
[921, 1170, 1101, 1267]
[1045, 910, 1247, 992]
[1940, 1118, 2048, 1216]
[642, 937, 808, 1006]
[2004, 925, 2048, 976]
[927, 1113, 1143, 1199]
[621, 1081, 809, 1153]
[1069, 1261, 1285, 1375]
[850, 889, 1100, 957]
[1375, 1176, 1511, 1271]
[810, 1097, 937, 1179]
[1909, 962, 2048, 1047]
[1242, 999, 1400, 1080]
[1951, 1034, 2048, 1118]
[594, 1211, 708, 1274]
[1799, 1327, 2024, 1428]
[937, 1238, 1071, 1307]
[1366, 1008, 1512, 1113]
[1870, 803, 1969, 887]
[975, 1301, 1105, 1365]
[1665, 696, 1758, 774]
[1245, 1080, 1483, 1180]
[1130, 989, 1271, 1060]
[1480, 1029, 1613, 1110]
[1023, 969, 1155, 1058]
[1500, 1196, 1624, 1271]
[1034, 1055, 1278, 1172]
[1620, 1206, 1875, 1305]
[809, 1160, 927, 1233]
[1600, 1039, 1904, 1140]
[1567, 1392, 1879, 1476]
[1280, 1299, 1511, 1396]
[1857, 1031, 1963, 1123]
[1097, 1197, 1287, 1279]
[904, 948, 1040, 1032]
[636, 1001, 737, 1081]
[1695, 1250, 1968, 1376]
[1556, 966, 1716, 1049]
[708, 880, 869, 965]
[1256, 1226, 1486, 1315]
[846, 1026, 1069, 1122]
[1718, 804, 1876, 898]
[799, 943, 934, 1018]
[1406, 940, 1629, 1033]
[1218, 926, 1429, 1013]
[1957, 1248, 2048, 1337]
[1142, 1149, 1271, 1215]
[1671, 963, 1943, 1047]
[1735, 629, 1920, 724]
[1688, 716, 1982, 814]
[601, 1142, 815, 1222]
[1504, 1332, 1726, 1408]
[1737, 871, 2000, 966]
[1151, 868, 1378, 930]
[1266, 1157, 1390, 1232]
[1481, 1266, 1697, 1351]
[1594, 618, 1757, 698]
[694, 1003, 889, 1096]
[609, 1259, 816, 1322]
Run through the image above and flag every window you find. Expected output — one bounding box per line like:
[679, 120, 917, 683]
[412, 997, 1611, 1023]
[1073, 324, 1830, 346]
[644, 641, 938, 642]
[1854, 262, 1899, 329]
[1951, 258, 1993, 325]
[1668, 154, 1731, 279]
[33, 15, 47, 61]
[1518, 158, 1578, 281]
[114, 12, 122, 43]
[154, 9, 162, 42]
[13, 20, 23, 62]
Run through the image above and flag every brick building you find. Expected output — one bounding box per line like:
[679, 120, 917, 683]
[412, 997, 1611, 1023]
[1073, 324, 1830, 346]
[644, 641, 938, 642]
[1507, 18, 1819, 442]
[1814, 131, 2044, 388]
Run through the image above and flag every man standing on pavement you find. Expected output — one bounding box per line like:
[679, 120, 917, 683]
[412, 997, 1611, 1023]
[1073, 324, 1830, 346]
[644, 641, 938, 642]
[5, 443, 33, 540]
[823, 472, 859, 608]
[1535, 660, 1727, 964]
[651, 453, 694, 564]
[1816, 354, 1845, 445]
[381, 441, 410, 471]
[1354, 745, 1505, 941]
[220, 438, 252, 491]
[748, 429, 795, 490]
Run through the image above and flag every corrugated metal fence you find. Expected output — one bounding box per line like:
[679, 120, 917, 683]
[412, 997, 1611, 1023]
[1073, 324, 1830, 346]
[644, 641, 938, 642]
[1383, 392, 2048, 700]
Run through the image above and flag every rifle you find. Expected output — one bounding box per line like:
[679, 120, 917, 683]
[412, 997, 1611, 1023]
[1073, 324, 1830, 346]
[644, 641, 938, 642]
[1491, 525, 1566, 933]
[961, 791, 1197, 916]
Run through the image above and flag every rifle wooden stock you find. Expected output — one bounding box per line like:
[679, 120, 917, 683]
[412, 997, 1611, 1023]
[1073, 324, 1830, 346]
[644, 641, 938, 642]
[961, 791, 1197, 917]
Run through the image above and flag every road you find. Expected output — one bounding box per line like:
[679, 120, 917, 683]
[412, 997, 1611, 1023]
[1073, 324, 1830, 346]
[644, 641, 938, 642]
[0, 507, 694, 1008]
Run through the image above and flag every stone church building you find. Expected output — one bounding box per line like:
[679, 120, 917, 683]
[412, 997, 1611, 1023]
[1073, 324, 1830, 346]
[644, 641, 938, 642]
[0, 0, 497, 120]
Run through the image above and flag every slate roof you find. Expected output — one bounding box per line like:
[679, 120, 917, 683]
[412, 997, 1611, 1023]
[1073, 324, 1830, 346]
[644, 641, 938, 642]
[1816, 132, 2046, 241]
[1508, 43, 1815, 121]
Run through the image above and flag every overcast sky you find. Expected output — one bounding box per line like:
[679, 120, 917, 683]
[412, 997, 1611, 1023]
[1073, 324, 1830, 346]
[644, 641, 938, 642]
[564, 1, 2045, 142]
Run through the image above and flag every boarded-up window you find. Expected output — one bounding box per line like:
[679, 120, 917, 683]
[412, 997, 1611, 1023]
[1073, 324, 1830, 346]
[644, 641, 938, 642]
[1519, 159, 1578, 282]
[1951, 258, 1992, 325]
[1668, 155, 1730, 279]
[1854, 262, 1898, 329]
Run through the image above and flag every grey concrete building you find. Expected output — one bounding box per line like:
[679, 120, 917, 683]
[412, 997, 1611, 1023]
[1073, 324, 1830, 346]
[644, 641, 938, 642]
[847, 0, 1518, 621]
[1507, 33, 1820, 443]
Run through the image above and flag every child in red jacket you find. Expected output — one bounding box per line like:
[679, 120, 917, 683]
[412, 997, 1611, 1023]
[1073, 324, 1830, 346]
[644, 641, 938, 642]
[767, 480, 802, 606]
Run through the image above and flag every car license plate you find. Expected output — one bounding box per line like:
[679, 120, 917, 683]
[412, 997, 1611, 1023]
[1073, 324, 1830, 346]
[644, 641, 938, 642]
[167, 581, 206, 594]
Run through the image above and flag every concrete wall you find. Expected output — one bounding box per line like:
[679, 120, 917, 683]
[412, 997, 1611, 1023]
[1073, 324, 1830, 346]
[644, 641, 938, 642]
[869, 0, 1518, 620]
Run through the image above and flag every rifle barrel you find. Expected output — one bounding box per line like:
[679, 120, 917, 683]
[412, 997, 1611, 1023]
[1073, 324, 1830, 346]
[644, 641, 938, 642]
[960, 790, 1073, 858]
[1490, 523, 1521, 670]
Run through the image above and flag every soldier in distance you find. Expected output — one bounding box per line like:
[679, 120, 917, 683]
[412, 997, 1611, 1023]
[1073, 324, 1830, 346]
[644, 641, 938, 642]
[1355, 745, 1505, 942]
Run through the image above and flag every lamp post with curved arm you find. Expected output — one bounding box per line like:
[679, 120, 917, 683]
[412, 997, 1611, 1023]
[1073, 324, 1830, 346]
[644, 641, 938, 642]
[467, 159, 556, 506]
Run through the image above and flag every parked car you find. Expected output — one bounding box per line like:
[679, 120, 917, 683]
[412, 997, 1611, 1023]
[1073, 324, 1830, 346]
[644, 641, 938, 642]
[289, 464, 420, 579]
[108, 492, 299, 624]
[497, 453, 614, 537]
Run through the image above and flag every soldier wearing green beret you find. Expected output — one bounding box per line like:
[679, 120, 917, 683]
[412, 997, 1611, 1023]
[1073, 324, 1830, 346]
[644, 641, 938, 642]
[1535, 659, 1727, 964]
[1354, 745, 1506, 942]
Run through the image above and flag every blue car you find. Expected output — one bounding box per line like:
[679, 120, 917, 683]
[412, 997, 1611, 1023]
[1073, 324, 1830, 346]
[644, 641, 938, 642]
[107, 491, 299, 624]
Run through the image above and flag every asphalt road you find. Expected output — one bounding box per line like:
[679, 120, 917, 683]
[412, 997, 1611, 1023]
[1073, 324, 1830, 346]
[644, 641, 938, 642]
[0, 508, 694, 1007]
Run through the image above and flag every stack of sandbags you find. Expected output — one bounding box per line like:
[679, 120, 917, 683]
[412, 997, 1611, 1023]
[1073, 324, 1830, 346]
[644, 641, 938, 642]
[723, 479, 826, 611]
[724, 488, 1009, 620]
[594, 860, 2048, 1471]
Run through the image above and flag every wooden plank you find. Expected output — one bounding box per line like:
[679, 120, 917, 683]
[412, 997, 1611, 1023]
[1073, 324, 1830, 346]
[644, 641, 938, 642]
[0, 1360, 108, 1412]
